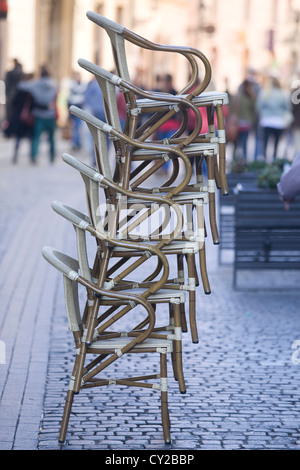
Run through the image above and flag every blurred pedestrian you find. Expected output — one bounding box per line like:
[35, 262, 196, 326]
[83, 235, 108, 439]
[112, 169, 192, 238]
[83, 77, 106, 163]
[243, 68, 262, 160]
[67, 71, 86, 150]
[4, 72, 34, 164]
[4, 58, 23, 123]
[233, 79, 257, 159]
[18, 65, 58, 164]
[256, 76, 292, 161]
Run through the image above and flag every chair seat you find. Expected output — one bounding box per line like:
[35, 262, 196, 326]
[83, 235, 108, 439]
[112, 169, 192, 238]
[102, 287, 186, 303]
[132, 142, 219, 157]
[88, 335, 173, 353]
[128, 191, 209, 204]
[136, 91, 229, 109]
[111, 240, 200, 255]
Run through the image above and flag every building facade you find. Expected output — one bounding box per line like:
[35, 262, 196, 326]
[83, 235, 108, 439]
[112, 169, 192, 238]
[2, 0, 300, 93]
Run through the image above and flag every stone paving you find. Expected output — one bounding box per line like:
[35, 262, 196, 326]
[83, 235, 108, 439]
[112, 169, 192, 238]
[0, 133, 300, 451]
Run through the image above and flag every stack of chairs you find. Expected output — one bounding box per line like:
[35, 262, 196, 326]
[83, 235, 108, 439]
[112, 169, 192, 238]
[42, 11, 229, 445]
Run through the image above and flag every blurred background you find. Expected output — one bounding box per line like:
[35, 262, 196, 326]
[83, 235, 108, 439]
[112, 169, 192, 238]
[1, 0, 300, 162]
[1, 0, 300, 97]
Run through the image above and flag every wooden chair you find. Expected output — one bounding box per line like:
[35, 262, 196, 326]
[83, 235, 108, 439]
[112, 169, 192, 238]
[51, 198, 187, 393]
[61, 151, 201, 345]
[75, 61, 220, 246]
[85, 10, 229, 196]
[66, 106, 210, 345]
[42, 246, 175, 444]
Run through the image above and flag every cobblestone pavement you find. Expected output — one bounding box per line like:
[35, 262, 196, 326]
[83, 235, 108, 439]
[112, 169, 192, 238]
[0, 133, 300, 451]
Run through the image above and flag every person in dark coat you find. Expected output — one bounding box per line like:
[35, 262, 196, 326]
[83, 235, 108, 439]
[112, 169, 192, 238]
[4, 72, 34, 164]
[4, 58, 23, 123]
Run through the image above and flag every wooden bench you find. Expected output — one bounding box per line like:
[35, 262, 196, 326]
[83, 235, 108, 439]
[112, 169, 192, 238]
[233, 190, 300, 288]
[218, 172, 257, 263]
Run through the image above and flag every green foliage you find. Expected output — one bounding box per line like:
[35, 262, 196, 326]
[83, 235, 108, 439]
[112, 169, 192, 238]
[246, 160, 268, 171]
[230, 156, 290, 189]
[256, 164, 283, 188]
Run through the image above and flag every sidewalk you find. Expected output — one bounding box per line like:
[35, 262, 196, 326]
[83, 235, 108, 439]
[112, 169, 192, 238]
[0, 132, 300, 451]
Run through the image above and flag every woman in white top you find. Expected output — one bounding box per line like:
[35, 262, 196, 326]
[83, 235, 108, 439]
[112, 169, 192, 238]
[257, 76, 292, 161]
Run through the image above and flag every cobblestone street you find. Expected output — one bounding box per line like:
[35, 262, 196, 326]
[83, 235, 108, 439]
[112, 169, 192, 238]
[0, 132, 300, 452]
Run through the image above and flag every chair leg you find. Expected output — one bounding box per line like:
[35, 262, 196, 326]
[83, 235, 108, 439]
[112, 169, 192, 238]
[173, 302, 186, 394]
[180, 302, 188, 333]
[206, 156, 220, 245]
[160, 351, 171, 444]
[215, 105, 229, 195]
[199, 245, 211, 294]
[58, 389, 74, 443]
[177, 254, 187, 332]
[194, 202, 210, 294]
[169, 305, 178, 381]
[186, 254, 198, 344]
[58, 345, 85, 443]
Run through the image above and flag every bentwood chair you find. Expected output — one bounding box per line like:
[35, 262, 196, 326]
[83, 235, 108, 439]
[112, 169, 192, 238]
[69, 102, 212, 296]
[61, 151, 201, 345]
[51, 199, 186, 392]
[73, 62, 218, 313]
[76, 60, 220, 247]
[42, 246, 174, 444]
[70, 101, 212, 277]
[85, 10, 229, 196]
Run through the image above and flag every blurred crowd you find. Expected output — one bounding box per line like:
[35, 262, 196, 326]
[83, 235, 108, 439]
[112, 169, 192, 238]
[1, 59, 106, 165]
[2, 59, 300, 170]
[225, 68, 300, 163]
[2, 59, 58, 164]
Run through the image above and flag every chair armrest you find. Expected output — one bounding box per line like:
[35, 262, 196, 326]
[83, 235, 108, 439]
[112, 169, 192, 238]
[51, 199, 177, 266]
[42, 246, 80, 281]
[86, 10, 124, 34]
[68, 106, 193, 194]
[51, 200, 91, 230]
[61, 153, 183, 243]
[86, 10, 211, 96]
[77, 59, 202, 141]
[42, 245, 156, 343]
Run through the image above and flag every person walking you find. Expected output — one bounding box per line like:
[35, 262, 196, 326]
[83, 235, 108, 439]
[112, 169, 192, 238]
[233, 79, 257, 160]
[83, 77, 106, 163]
[18, 65, 58, 164]
[4, 72, 35, 163]
[256, 76, 292, 161]
[4, 58, 23, 124]
[67, 71, 86, 150]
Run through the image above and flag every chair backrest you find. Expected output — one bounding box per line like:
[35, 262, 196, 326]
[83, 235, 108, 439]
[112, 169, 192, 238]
[42, 247, 82, 334]
[77, 59, 203, 146]
[42, 246, 156, 347]
[87, 11, 131, 83]
[69, 105, 193, 197]
[49, 199, 175, 306]
[86, 10, 212, 97]
[61, 153, 109, 233]
[61, 152, 183, 248]
[79, 58, 124, 134]
[69, 105, 115, 182]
